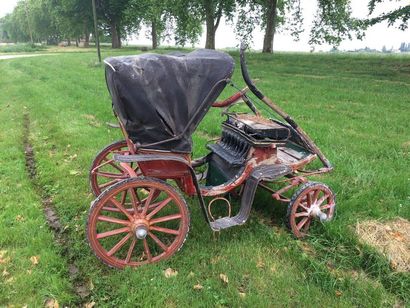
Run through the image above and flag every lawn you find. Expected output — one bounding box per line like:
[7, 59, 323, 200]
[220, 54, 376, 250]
[0, 48, 409, 307]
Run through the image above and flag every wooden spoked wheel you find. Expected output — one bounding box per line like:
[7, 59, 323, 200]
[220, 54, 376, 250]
[87, 177, 190, 268]
[287, 182, 336, 238]
[89, 140, 138, 196]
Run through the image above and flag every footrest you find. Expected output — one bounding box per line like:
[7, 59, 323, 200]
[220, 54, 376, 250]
[209, 216, 247, 231]
[208, 164, 292, 232]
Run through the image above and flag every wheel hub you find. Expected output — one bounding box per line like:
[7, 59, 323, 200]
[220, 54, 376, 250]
[308, 203, 328, 222]
[135, 225, 148, 239]
[132, 219, 149, 239]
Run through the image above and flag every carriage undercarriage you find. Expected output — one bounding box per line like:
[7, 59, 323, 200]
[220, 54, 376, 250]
[86, 46, 336, 269]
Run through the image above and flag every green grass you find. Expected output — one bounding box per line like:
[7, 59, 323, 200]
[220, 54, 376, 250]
[0, 43, 47, 53]
[0, 48, 409, 306]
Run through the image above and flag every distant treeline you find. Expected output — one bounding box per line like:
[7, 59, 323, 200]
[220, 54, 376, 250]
[0, 0, 409, 52]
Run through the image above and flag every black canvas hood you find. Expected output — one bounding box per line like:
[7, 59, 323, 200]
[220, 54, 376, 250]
[104, 49, 235, 153]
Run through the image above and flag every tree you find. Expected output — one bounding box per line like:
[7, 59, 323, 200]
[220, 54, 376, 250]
[262, 0, 279, 53]
[236, 0, 304, 53]
[168, 1, 202, 46]
[97, 0, 131, 48]
[126, 0, 169, 49]
[0, 0, 57, 44]
[174, 0, 236, 49]
[52, 0, 93, 47]
[237, 0, 365, 53]
[1, 2, 33, 43]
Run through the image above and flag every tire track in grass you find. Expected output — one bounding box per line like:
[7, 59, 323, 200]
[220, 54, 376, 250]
[23, 113, 90, 304]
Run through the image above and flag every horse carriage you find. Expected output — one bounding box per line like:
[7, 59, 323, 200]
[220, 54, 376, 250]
[86, 46, 335, 268]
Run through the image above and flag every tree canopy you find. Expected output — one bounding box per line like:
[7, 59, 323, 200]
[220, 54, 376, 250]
[0, 0, 408, 51]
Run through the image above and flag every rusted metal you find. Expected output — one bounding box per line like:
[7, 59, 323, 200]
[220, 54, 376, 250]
[270, 177, 307, 202]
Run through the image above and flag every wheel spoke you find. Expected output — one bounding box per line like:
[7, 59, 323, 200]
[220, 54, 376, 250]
[316, 193, 330, 206]
[97, 227, 130, 239]
[141, 189, 157, 216]
[312, 189, 320, 203]
[150, 226, 179, 235]
[120, 190, 127, 205]
[147, 200, 163, 210]
[94, 171, 126, 179]
[107, 233, 132, 256]
[150, 213, 182, 225]
[294, 212, 309, 218]
[304, 218, 312, 231]
[299, 203, 309, 211]
[146, 197, 172, 220]
[110, 198, 134, 220]
[149, 232, 168, 251]
[102, 207, 135, 213]
[321, 202, 334, 210]
[129, 188, 141, 212]
[93, 159, 119, 171]
[97, 158, 124, 172]
[125, 238, 137, 263]
[99, 179, 119, 189]
[143, 239, 152, 261]
[306, 192, 312, 206]
[108, 160, 125, 172]
[296, 217, 309, 230]
[97, 215, 129, 226]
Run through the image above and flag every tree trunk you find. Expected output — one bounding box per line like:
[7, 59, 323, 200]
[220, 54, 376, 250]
[204, 0, 216, 49]
[76, 38, 79, 47]
[67, 37, 71, 46]
[111, 21, 121, 48]
[83, 18, 90, 47]
[205, 20, 215, 49]
[262, 0, 278, 53]
[151, 21, 158, 49]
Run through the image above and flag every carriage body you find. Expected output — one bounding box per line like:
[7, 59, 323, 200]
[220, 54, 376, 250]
[87, 48, 336, 268]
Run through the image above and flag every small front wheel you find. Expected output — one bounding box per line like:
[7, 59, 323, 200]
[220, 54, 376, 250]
[287, 182, 336, 238]
[87, 177, 190, 268]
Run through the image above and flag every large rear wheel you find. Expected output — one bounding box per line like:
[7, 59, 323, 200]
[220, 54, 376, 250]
[87, 177, 190, 268]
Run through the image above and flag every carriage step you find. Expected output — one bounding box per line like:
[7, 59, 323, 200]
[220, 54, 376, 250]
[210, 216, 247, 230]
[209, 164, 292, 231]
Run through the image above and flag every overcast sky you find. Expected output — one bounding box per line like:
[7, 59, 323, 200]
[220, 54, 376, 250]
[1, 0, 409, 51]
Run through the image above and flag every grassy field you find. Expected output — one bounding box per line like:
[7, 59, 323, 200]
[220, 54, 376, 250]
[0, 48, 409, 307]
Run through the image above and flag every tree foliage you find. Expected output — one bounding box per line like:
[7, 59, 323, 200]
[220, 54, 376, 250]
[367, 0, 409, 30]
[0, 0, 408, 50]
[96, 0, 131, 48]
[309, 0, 365, 46]
[236, 0, 367, 52]
[172, 0, 236, 49]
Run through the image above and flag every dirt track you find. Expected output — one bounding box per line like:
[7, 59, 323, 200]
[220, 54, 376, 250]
[0, 53, 56, 60]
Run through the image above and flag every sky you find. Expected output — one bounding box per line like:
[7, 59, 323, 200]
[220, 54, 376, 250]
[1, 0, 409, 51]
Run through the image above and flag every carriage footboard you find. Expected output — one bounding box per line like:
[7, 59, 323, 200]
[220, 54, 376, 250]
[210, 164, 291, 231]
